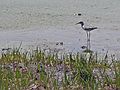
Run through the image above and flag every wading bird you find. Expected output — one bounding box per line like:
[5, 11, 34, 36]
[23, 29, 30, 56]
[76, 21, 97, 50]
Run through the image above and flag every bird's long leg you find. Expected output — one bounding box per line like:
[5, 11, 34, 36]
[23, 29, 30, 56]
[88, 31, 91, 50]
[86, 31, 89, 50]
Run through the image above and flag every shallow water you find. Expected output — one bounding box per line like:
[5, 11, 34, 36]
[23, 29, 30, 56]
[0, 0, 120, 53]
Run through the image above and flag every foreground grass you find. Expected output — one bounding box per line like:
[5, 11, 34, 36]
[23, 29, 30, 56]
[0, 47, 120, 90]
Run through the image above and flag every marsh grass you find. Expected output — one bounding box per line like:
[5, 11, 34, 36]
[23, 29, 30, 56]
[0, 47, 120, 90]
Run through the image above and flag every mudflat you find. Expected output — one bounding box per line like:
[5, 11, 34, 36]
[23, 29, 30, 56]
[0, 0, 120, 52]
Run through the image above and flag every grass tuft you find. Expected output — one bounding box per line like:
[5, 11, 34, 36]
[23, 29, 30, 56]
[0, 47, 120, 90]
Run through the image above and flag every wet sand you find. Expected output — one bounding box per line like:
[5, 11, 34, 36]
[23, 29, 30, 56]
[0, 0, 120, 53]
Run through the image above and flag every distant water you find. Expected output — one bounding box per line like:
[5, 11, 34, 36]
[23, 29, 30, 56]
[0, 0, 120, 53]
[0, 0, 120, 30]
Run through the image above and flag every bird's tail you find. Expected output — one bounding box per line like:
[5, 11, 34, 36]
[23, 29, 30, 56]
[94, 27, 97, 29]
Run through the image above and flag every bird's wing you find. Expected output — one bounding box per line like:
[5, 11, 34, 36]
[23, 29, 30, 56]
[84, 27, 97, 31]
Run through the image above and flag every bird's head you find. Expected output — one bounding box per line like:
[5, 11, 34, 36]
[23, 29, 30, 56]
[76, 21, 84, 26]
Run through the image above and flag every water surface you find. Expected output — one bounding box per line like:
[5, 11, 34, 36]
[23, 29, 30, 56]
[0, 0, 120, 53]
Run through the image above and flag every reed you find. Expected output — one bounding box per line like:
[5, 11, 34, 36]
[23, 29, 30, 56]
[0, 47, 120, 90]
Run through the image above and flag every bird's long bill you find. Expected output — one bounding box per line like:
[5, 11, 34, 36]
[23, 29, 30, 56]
[75, 22, 80, 25]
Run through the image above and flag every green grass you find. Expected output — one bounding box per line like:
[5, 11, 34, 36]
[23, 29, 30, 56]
[0, 47, 120, 90]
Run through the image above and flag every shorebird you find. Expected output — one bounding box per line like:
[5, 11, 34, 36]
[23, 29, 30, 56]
[76, 21, 97, 50]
